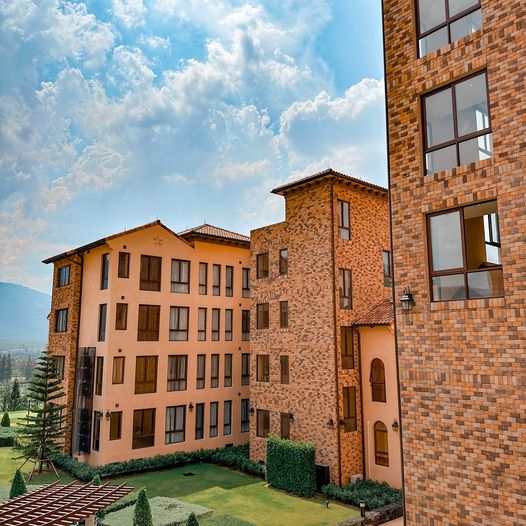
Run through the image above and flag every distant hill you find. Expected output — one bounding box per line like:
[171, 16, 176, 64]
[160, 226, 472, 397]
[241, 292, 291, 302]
[0, 282, 51, 343]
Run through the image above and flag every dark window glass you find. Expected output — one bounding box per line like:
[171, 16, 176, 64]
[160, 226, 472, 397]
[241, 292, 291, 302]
[224, 353, 232, 387]
[256, 253, 269, 279]
[57, 265, 70, 287]
[210, 402, 218, 437]
[101, 253, 109, 290]
[55, 309, 68, 332]
[211, 354, 219, 388]
[225, 309, 233, 341]
[196, 354, 206, 389]
[257, 354, 269, 382]
[92, 411, 101, 451]
[428, 200, 503, 301]
[242, 310, 250, 341]
[256, 409, 270, 438]
[140, 255, 162, 291]
[279, 249, 288, 275]
[95, 356, 104, 396]
[242, 268, 250, 298]
[370, 359, 386, 402]
[195, 403, 204, 439]
[166, 405, 186, 444]
[167, 355, 187, 391]
[133, 408, 155, 449]
[341, 327, 354, 369]
[223, 400, 232, 435]
[199, 262, 208, 295]
[137, 305, 160, 341]
[280, 356, 289, 384]
[280, 301, 288, 328]
[280, 413, 290, 439]
[256, 303, 269, 329]
[169, 306, 189, 341]
[212, 264, 221, 296]
[225, 266, 233, 297]
[110, 411, 122, 440]
[383, 251, 393, 287]
[241, 399, 250, 432]
[198, 308, 207, 341]
[374, 421, 389, 466]
[343, 387, 357, 432]
[171, 259, 190, 294]
[338, 200, 351, 240]
[98, 304, 107, 342]
[241, 353, 250, 386]
[135, 356, 158, 394]
[112, 356, 125, 384]
[212, 309, 220, 341]
[339, 269, 352, 309]
[424, 72, 491, 175]
[115, 303, 128, 330]
[52, 356, 65, 380]
[118, 252, 130, 278]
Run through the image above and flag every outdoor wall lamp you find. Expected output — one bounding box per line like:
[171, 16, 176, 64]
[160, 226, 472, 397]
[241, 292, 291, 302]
[400, 286, 415, 311]
[249, 407, 255, 415]
[392, 419, 399, 432]
[326, 419, 334, 429]
[188, 402, 194, 412]
[338, 419, 345, 430]
[105, 411, 111, 421]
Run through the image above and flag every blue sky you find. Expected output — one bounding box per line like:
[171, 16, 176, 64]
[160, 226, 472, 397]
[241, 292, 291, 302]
[0, 0, 386, 292]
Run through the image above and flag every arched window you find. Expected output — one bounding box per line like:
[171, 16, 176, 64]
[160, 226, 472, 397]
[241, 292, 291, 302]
[370, 359, 386, 402]
[374, 421, 389, 466]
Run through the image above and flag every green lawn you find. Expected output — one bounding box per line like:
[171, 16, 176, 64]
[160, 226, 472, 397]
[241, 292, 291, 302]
[2, 410, 28, 427]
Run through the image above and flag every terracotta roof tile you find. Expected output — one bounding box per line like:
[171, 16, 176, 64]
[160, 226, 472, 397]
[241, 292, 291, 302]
[178, 223, 250, 243]
[353, 299, 394, 327]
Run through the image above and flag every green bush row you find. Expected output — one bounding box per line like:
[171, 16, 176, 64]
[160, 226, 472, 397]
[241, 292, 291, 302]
[321, 479, 402, 510]
[265, 435, 316, 498]
[0, 427, 16, 447]
[53, 444, 265, 482]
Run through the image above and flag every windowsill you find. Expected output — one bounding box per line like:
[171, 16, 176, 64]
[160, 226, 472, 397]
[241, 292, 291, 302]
[429, 295, 505, 311]
[424, 156, 493, 183]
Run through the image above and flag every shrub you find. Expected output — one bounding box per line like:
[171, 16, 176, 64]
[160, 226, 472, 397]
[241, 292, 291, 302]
[265, 435, 316, 497]
[9, 469, 27, 499]
[187, 512, 199, 526]
[133, 488, 153, 526]
[1, 412, 10, 427]
[321, 479, 402, 510]
[0, 427, 16, 447]
[92, 474, 102, 486]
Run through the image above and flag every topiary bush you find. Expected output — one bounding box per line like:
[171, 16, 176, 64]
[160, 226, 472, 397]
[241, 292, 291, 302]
[321, 479, 402, 510]
[265, 435, 316, 497]
[187, 511, 199, 526]
[9, 469, 27, 499]
[133, 488, 153, 526]
[1, 412, 10, 427]
[0, 427, 16, 447]
[92, 474, 102, 486]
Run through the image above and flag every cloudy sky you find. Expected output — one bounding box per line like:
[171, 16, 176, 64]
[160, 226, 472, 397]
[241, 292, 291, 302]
[0, 0, 386, 293]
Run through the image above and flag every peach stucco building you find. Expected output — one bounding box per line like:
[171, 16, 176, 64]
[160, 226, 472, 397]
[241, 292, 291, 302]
[44, 221, 251, 465]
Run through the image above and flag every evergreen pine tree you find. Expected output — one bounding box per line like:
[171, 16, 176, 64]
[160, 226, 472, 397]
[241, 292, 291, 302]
[10, 379, 21, 411]
[187, 512, 199, 526]
[16, 348, 67, 473]
[1, 381, 11, 412]
[24, 357, 34, 382]
[6, 353, 12, 380]
[133, 488, 153, 526]
[0, 354, 6, 382]
[9, 469, 27, 499]
[1, 412, 10, 427]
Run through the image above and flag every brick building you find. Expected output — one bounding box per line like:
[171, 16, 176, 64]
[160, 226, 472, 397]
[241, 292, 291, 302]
[43, 221, 251, 465]
[249, 169, 394, 485]
[383, 1, 526, 524]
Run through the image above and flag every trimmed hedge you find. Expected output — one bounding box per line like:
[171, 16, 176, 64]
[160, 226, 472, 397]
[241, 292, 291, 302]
[265, 435, 316, 497]
[53, 444, 265, 482]
[0, 427, 16, 447]
[322, 479, 402, 510]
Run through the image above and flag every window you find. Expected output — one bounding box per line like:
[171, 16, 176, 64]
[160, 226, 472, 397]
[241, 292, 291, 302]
[339, 269, 352, 309]
[212, 264, 221, 296]
[224, 354, 232, 387]
[137, 305, 160, 341]
[256, 253, 269, 279]
[280, 356, 289, 384]
[256, 303, 269, 329]
[257, 355, 269, 382]
[198, 308, 207, 341]
[92, 412, 101, 451]
[169, 306, 189, 341]
[210, 402, 218, 437]
[171, 259, 190, 294]
[118, 252, 130, 278]
[256, 409, 270, 438]
[115, 303, 128, 330]
[242, 268, 250, 298]
[225, 309, 233, 341]
[55, 309, 68, 332]
[196, 354, 206, 389]
[52, 356, 65, 380]
[241, 399, 250, 433]
[226, 266, 233, 296]
[98, 304, 107, 342]
[371, 359, 386, 402]
[57, 265, 70, 287]
[135, 356, 158, 394]
[133, 408, 155, 449]
[112, 356, 125, 384]
[428, 200, 503, 301]
[280, 301, 288, 328]
[338, 200, 351, 240]
[383, 251, 393, 287]
[110, 411, 122, 440]
[423, 71, 491, 175]
[166, 405, 186, 444]
[212, 309, 220, 341]
[280, 413, 290, 439]
[417, 0, 482, 57]
[95, 357, 103, 396]
[195, 403, 204, 439]
[199, 263, 208, 295]
[242, 310, 250, 341]
[167, 355, 187, 391]
[211, 354, 219, 388]
[241, 353, 250, 386]
[341, 327, 354, 369]
[101, 253, 109, 290]
[279, 249, 288, 275]
[374, 421, 389, 466]
[140, 255, 162, 291]
[224, 400, 232, 435]
[343, 387, 357, 432]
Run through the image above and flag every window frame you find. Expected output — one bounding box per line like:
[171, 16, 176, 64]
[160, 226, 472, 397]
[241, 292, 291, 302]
[95, 356, 103, 396]
[339, 269, 353, 309]
[209, 401, 219, 437]
[279, 301, 288, 329]
[196, 354, 206, 389]
[256, 253, 269, 279]
[118, 252, 130, 279]
[57, 265, 70, 287]
[342, 386, 357, 432]
[112, 356, 125, 384]
[92, 411, 101, 451]
[241, 398, 250, 433]
[223, 400, 232, 436]
[211, 309, 220, 341]
[199, 262, 208, 295]
[98, 303, 107, 342]
[242, 268, 250, 298]
[370, 358, 387, 403]
[224, 353, 232, 387]
[140, 255, 162, 291]
[169, 306, 189, 341]
[374, 421, 389, 466]
[165, 405, 186, 444]
[195, 403, 204, 440]
[383, 250, 393, 287]
[256, 303, 269, 329]
[280, 412, 290, 439]
[241, 353, 250, 386]
[225, 309, 233, 341]
[341, 327, 354, 370]
[338, 200, 351, 240]
[225, 265, 234, 297]
[167, 355, 188, 391]
[134, 355, 158, 394]
[198, 307, 207, 341]
[52, 356, 65, 380]
[101, 253, 110, 290]
[109, 411, 122, 441]
[132, 408, 156, 449]
[242, 310, 250, 341]
[171, 259, 190, 294]
[137, 304, 160, 341]
[279, 249, 288, 275]
[210, 354, 219, 388]
[280, 355, 289, 385]
[257, 354, 270, 383]
[212, 264, 221, 296]
[55, 308, 68, 333]
[115, 303, 128, 330]
[256, 409, 270, 438]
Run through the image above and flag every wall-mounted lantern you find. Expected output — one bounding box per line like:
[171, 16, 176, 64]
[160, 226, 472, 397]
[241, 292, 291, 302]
[105, 411, 111, 421]
[288, 412, 294, 422]
[188, 402, 194, 412]
[400, 286, 415, 311]
[392, 419, 400, 432]
[338, 419, 345, 430]
[326, 419, 334, 429]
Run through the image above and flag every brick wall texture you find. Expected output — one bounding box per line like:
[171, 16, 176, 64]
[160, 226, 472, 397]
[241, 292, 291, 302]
[383, 1, 526, 524]
[250, 175, 390, 484]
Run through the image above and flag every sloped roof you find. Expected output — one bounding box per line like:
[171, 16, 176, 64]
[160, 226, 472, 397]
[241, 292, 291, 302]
[353, 299, 394, 327]
[271, 168, 388, 196]
[178, 223, 250, 247]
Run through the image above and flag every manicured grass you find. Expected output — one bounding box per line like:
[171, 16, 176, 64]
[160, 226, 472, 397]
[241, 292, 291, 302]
[0, 447, 22, 486]
[8, 411, 29, 426]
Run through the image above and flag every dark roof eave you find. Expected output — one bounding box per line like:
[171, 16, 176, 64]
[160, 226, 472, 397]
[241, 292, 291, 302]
[182, 233, 250, 248]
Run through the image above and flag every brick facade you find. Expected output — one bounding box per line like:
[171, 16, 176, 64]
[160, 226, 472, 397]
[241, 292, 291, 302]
[250, 171, 390, 484]
[383, 1, 526, 524]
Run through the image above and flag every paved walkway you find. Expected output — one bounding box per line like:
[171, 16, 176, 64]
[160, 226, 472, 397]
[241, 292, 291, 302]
[383, 518, 404, 526]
